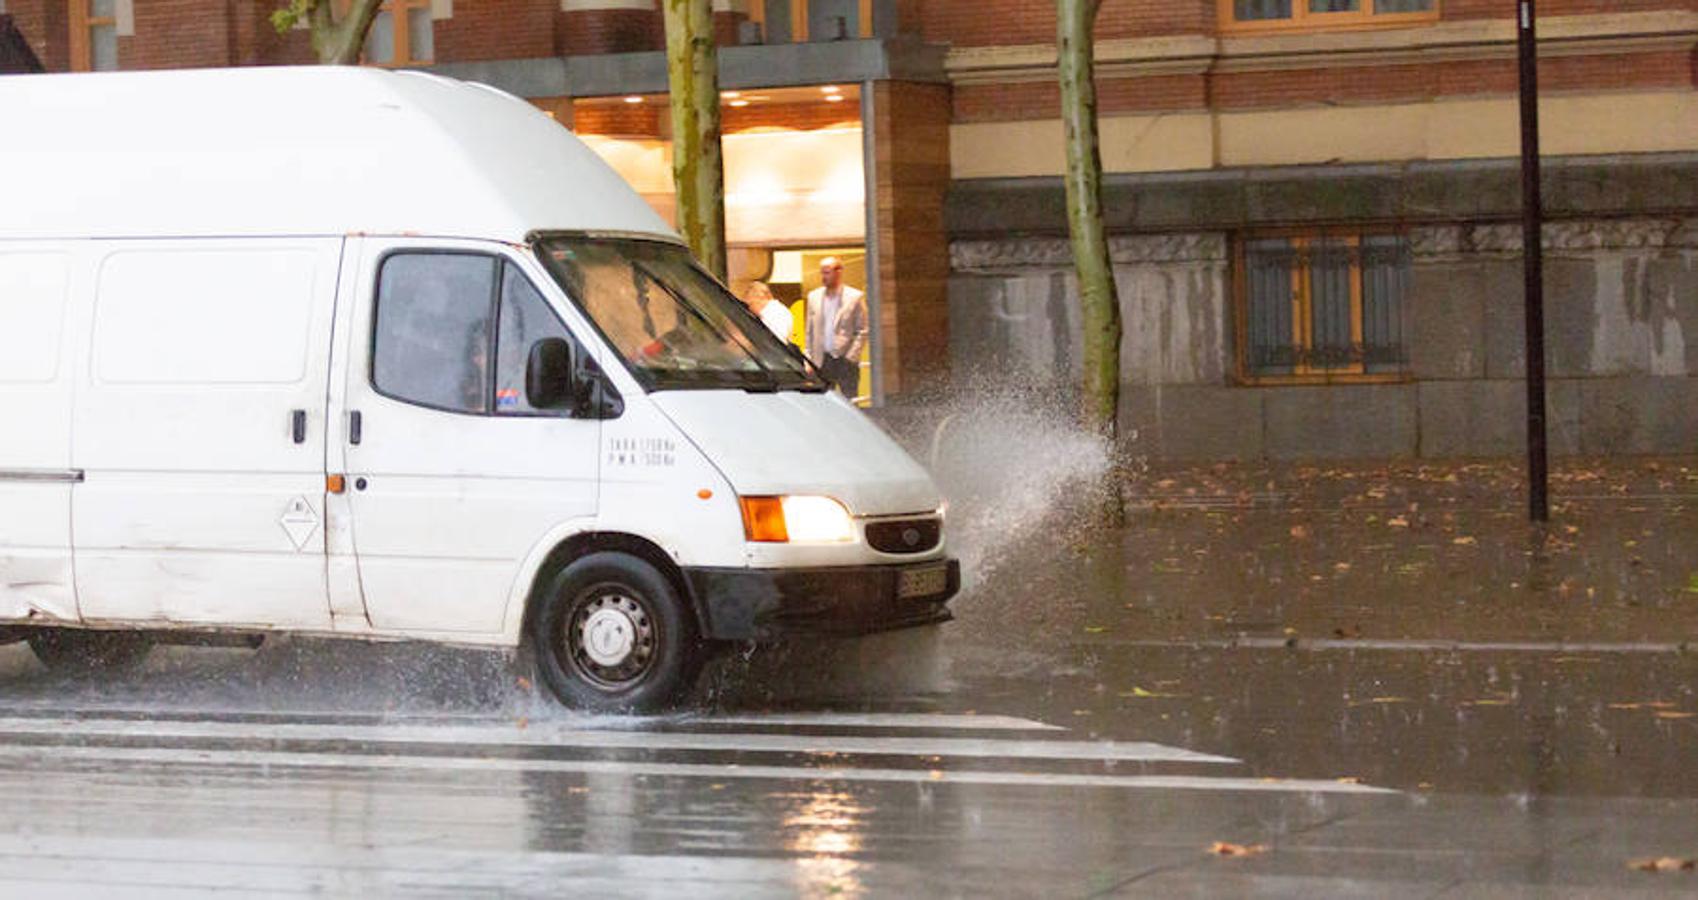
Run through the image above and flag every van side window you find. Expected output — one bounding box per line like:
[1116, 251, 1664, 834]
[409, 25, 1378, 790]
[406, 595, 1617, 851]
[373, 253, 499, 414]
[494, 263, 576, 416]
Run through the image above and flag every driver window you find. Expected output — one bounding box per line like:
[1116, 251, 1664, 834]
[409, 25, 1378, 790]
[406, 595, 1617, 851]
[372, 253, 497, 415]
[494, 263, 578, 416]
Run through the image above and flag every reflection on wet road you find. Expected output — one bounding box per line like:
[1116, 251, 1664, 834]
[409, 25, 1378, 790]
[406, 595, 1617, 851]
[0, 691, 1396, 896]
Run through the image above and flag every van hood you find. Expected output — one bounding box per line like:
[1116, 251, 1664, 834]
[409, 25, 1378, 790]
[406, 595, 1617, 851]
[651, 391, 942, 516]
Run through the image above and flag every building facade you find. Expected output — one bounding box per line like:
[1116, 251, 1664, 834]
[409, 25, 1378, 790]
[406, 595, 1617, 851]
[6, 0, 1696, 457]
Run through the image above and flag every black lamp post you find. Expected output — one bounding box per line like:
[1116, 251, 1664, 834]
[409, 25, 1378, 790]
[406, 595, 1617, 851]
[1518, 0, 1549, 522]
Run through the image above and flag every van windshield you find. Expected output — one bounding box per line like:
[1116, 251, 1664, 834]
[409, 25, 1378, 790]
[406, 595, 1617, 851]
[536, 236, 825, 393]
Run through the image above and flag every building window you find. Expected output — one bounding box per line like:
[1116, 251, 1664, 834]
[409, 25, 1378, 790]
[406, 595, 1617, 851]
[1235, 233, 1411, 383]
[750, 0, 872, 43]
[1224, 0, 1437, 33]
[69, 0, 119, 71]
[364, 0, 433, 66]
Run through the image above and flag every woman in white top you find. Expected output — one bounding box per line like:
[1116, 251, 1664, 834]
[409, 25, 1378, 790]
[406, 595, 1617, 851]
[742, 281, 795, 344]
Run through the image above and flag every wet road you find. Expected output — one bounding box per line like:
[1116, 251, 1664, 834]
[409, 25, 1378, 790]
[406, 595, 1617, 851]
[0, 640, 1397, 897]
[1, 434, 1695, 895]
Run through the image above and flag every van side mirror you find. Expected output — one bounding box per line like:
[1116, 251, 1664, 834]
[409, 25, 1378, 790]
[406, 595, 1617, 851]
[525, 337, 576, 410]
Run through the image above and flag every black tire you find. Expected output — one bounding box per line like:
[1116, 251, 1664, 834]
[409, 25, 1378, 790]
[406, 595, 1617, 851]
[529, 551, 702, 713]
[27, 629, 153, 674]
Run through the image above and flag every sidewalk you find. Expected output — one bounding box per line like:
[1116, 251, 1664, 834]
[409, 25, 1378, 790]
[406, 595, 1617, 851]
[1088, 457, 1698, 646]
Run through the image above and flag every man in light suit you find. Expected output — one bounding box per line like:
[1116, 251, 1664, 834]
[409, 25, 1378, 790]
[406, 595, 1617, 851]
[804, 256, 867, 397]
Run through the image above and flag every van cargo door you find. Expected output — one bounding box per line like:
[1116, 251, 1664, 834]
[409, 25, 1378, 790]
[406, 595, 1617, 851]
[71, 238, 340, 629]
[0, 248, 79, 624]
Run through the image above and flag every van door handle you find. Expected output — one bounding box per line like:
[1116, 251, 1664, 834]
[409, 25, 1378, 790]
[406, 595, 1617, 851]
[291, 410, 307, 444]
[349, 410, 362, 446]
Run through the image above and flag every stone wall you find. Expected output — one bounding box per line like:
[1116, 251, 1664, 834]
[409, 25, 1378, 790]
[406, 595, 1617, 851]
[947, 219, 1698, 460]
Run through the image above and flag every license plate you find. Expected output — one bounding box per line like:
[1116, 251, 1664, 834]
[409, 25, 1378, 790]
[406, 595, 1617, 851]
[897, 563, 949, 599]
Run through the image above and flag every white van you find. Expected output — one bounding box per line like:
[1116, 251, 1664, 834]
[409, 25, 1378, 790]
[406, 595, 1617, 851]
[0, 67, 957, 711]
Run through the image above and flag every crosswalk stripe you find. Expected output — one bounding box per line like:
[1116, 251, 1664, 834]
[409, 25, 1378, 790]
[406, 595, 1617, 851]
[0, 744, 1395, 795]
[0, 716, 1237, 765]
[683, 713, 1065, 732]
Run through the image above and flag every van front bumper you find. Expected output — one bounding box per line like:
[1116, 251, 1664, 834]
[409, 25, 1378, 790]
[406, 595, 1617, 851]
[684, 559, 960, 641]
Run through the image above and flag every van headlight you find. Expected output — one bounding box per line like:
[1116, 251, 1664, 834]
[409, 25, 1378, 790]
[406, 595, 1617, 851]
[739, 495, 857, 544]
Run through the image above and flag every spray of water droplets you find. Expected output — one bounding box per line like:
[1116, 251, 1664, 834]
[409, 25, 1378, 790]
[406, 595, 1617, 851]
[881, 380, 1116, 591]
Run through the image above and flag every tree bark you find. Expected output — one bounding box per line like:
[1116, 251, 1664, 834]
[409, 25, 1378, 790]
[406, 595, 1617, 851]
[1058, 0, 1125, 522]
[1058, 0, 1120, 439]
[313, 0, 384, 65]
[661, 0, 728, 281]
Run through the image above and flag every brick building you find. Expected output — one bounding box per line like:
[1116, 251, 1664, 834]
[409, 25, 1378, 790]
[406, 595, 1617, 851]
[5, 1, 1696, 457]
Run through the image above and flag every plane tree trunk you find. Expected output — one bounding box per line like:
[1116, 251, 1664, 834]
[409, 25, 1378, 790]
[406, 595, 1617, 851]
[662, 0, 728, 280]
[1058, 0, 1125, 522]
[270, 0, 386, 66]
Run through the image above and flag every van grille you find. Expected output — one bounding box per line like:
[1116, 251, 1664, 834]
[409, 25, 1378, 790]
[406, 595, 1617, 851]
[865, 517, 941, 554]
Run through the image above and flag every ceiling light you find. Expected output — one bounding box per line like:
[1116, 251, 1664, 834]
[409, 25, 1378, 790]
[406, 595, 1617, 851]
[821, 85, 841, 94]
[825, 94, 846, 103]
[623, 96, 644, 104]
[721, 91, 741, 99]
[728, 99, 750, 107]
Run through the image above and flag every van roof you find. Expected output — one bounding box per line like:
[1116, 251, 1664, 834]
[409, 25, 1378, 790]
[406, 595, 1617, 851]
[0, 66, 675, 243]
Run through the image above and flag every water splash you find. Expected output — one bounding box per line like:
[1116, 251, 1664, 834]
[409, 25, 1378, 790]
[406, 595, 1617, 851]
[879, 379, 1115, 589]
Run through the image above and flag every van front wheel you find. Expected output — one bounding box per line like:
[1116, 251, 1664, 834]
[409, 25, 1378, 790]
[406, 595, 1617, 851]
[530, 552, 701, 713]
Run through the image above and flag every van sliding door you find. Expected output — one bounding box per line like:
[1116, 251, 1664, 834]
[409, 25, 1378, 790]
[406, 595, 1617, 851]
[0, 248, 79, 624]
[71, 238, 340, 629]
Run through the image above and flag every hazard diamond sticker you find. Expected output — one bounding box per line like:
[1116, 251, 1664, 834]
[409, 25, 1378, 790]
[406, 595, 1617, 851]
[279, 496, 320, 551]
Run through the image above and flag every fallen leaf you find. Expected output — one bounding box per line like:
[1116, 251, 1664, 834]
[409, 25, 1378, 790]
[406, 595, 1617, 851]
[1387, 516, 1410, 528]
[1628, 857, 1695, 873]
[1452, 536, 1477, 546]
[1289, 525, 1310, 540]
[1655, 711, 1695, 720]
[1121, 686, 1185, 699]
[1208, 842, 1269, 858]
[1084, 625, 1109, 634]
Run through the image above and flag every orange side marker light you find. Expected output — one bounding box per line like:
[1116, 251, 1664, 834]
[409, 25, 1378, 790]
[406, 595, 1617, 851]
[738, 496, 787, 542]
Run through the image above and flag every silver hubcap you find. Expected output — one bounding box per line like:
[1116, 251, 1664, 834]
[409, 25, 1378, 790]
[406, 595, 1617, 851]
[567, 592, 657, 687]
[583, 607, 637, 666]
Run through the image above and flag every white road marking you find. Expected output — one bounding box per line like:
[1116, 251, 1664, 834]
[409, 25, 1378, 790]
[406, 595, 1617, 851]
[0, 744, 1395, 795]
[687, 713, 1064, 732]
[1116, 638, 1695, 654]
[0, 716, 1236, 765]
